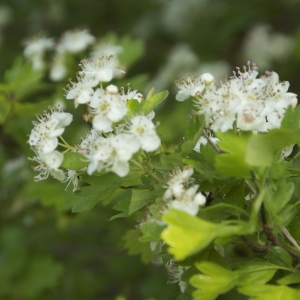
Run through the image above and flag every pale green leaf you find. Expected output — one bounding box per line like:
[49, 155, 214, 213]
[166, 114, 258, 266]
[161, 209, 248, 260]
[239, 284, 300, 300]
[277, 270, 300, 285]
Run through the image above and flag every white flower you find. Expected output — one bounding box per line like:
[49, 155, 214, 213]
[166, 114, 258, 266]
[50, 54, 67, 81]
[63, 169, 79, 192]
[179, 62, 298, 133]
[65, 74, 96, 108]
[28, 109, 73, 153]
[89, 86, 128, 132]
[30, 150, 65, 182]
[175, 75, 206, 101]
[128, 116, 161, 152]
[79, 56, 125, 85]
[91, 41, 123, 59]
[120, 86, 144, 103]
[82, 132, 139, 177]
[164, 166, 194, 199]
[23, 35, 54, 70]
[168, 185, 206, 216]
[58, 29, 95, 53]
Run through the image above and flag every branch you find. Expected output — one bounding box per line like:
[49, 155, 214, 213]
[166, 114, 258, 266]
[241, 236, 269, 252]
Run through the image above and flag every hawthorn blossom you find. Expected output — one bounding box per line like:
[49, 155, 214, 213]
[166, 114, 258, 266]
[175, 75, 206, 101]
[128, 115, 161, 152]
[176, 62, 298, 132]
[91, 41, 123, 59]
[79, 56, 125, 85]
[168, 185, 206, 216]
[79, 131, 139, 177]
[30, 150, 65, 182]
[23, 35, 54, 70]
[63, 169, 79, 192]
[57, 29, 95, 53]
[163, 166, 194, 199]
[49, 54, 67, 81]
[28, 109, 73, 154]
[65, 74, 96, 107]
[120, 86, 144, 103]
[89, 85, 128, 132]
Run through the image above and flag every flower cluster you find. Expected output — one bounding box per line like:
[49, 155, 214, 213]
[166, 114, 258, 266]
[65, 56, 160, 177]
[163, 166, 206, 216]
[176, 61, 298, 133]
[28, 108, 73, 182]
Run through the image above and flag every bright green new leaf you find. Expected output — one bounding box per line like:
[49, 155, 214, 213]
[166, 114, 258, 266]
[236, 260, 280, 286]
[277, 270, 300, 285]
[72, 173, 122, 212]
[238, 284, 300, 300]
[128, 189, 154, 215]
[126, 99, 144, 116]
[161, 209, 248, 260]
[190, 262, 239, 300]
[142, 90, 168, 115]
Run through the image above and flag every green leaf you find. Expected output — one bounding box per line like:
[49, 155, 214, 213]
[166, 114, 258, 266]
[161, 209, 248, 260]
[264, 180, 295, 226]
[0, 94, 11, 124]
[180, 115, 205, 157]
[128, 189, 154, 215]
[19, 257, 63, 298]
[61, 152, 88, 170]
[123, 229, 154, 263]
[215, 131, 252, 178]
[267, 247, 294, 268]
[126, 99, 144, 116]
[190, 262, 238, 300]
[72, 173, 122, 212]
[277, 270, 300, 285]
[281, 105, 300, 130]
[143, 90, 168, 115]
[245, 129, 299, 167]
[139, 222, 165, 243]
[4, 56, 47, 101]
[238, 284, 300, 300]
[236, 260, 280, 286]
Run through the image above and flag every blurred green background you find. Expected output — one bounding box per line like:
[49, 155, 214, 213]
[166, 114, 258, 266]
[1, 0, 300, 299]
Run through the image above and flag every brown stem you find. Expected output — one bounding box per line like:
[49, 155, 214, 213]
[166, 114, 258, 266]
[241, 236, 269, 252]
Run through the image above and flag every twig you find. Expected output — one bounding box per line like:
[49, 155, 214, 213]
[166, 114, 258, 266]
[202, 130, 223, 154]
[282, 227, 300, 250]
[241, 236, 269, 252]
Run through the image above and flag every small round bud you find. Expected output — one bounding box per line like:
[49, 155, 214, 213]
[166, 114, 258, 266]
[291, 97, 298, 108]
[201, 73, 214, 85]
[106, 84, 118, 94]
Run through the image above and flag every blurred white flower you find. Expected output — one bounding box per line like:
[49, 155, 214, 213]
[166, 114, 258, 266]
[79, 56, 125, 85]
[57, 29, 95, 53]
[23, 35, 54, 70]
